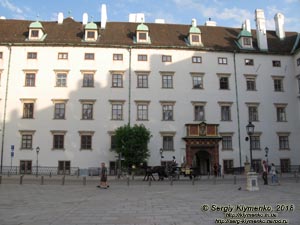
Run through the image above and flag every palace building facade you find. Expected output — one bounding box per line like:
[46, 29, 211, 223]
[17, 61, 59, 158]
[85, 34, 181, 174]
[0, 7, 300, 174]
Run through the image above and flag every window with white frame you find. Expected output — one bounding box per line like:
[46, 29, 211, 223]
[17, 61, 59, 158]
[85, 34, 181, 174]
[138, 54, 147, 61]
[191, 73, 204, 89]
[25, 72, 36, 87]
[218, 57, 227, 65]
[110, 100, 125, 120]
[51, 130, 66, 150]
[20, 98, 36, 119]
[244, 74, 257, 91]
[160, 132, 176, 151]
[82, 72, 94, 87]
[245, 59, 254, 66]
[19, 130, 35, 150]
[55, 71, 68, 87]
[136, 72, 149, 88]
[218, 102, 232, 121]
[79, 131, 94, 150]
[27, 52, 37, 59]
[52, 99, 68, 120]
[113, 54, 123, 61]
[111, 71, 124, 88]
[58, 52, 68, 60]
[220, 133, 233, 150]
[0, 52, 3, 59]
[192, 56, 202, 63]
[80, 100, 95, 120]
[272, 76, 284, 92]
[192, 101, 206, 121]
[162, 55, 172, 62]
[246, 103, 259, 122]
[274, 104, 287, 122]
[84, 53, 94, 60]
[250, 133, 261, 150]
[135, 101, 149, 121]
[278, 133, 290, 150]
[218, 74, 231, 90]
[160, 101, 175, 121]
[272, 60, 281, 67]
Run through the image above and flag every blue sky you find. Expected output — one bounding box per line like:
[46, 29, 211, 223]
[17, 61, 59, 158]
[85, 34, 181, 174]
[1, 0, 300, 31]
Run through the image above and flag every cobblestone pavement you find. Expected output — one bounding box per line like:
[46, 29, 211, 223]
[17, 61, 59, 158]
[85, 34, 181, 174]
[0, 175, 299, 225]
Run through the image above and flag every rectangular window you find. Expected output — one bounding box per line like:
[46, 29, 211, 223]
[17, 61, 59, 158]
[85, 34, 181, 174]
[82, 104, 93, 120]
[297, 58, 300, 66]
[221, 106, 231, 121]
[251, 136, 260, 150]
[222, 136, 232, 150]
[243, 37, 251, 46]
[192, 76, 203, 89]
[25, 73, 36, 87]
[272, 60, 281, 67]
[248, 106, 259, 122]
[53, 135, 64, 149]
[58, 161, 70, 175]
[113, 54, 123, 61]
[137, 104, 148, 121]
[246, 78, 256, 91]
[23, 103, 34, 119]
[162, 75, 173, 88]
[58, 52, 68, 59]
[0, 52, 2, 59]
[223, 160, 234, 174]
[56, 73, 67, 87]
[162, 55, 172, 62]
[20, 160, 32, 174]
[111, 135, 117, 150]
[112, 74, 123, 87]
[112, 104, 123, 120]
[218, 57, 227, 65]
[279, 136, 289, 150]
[87, 31, 95, 39]
[163, 136, 173, 150]
[245, 59, 254, 66]
[83, 73, 94, 87]
[162, 105, 173, 121]
[81, 135, 92, 150]
[84, 53, 94, 60]
[21, 135, 32, 149]
[31, 30, 39, 37]
[138, 32, 147, 40]
[137, 74, 148, 88]
[274, 79, 283, 92]
[192, 56, 202, 63]
[280, 159, 291, 172]
[138, 54, 147, 61]
[54, 103, 65, 119]
[191, 35, 200, 42]
[194, 105, 205, 121]
[220, 77, 229, 90]
[276, 107, 286, 122]
[27, 52, 37, 59]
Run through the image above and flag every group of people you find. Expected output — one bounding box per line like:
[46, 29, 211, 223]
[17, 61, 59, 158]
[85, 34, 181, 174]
[262, 160, 279, 185]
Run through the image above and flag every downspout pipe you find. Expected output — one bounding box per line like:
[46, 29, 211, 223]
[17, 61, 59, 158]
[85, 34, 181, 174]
[128, 46, 132, 126]
[233, 51, 242, 169]
[0, 44, 12, 174]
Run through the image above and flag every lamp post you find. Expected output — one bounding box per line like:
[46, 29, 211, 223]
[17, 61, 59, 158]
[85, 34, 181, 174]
[246, 122, 255, 171]
[264, 147, 269, 165]
[36, 146, 40, 177]
[159, 148, 163, 166]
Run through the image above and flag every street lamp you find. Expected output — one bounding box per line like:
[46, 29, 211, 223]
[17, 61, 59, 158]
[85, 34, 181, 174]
[246, 122, 255, 171]
[159, 148, 164, 165]
[36, 146, 40, 177]
[264, 147, 269, 165]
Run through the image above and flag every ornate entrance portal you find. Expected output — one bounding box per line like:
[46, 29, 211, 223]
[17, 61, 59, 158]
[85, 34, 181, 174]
[183, 122, 222, 175]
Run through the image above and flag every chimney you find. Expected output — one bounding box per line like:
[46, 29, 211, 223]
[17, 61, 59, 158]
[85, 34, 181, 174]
[204, 18, 217, 26]
[58, 12, 64, 24]
[155, 19, 165, 24]
[255, 9, 268, 51]
[82, 13, 88, 25]
[0, 16, 6, 20]
[101, 4, 107, 29]
[129, 13, 145, 23]
[274, 13, 285, 40]
[245, 19, 251, 32]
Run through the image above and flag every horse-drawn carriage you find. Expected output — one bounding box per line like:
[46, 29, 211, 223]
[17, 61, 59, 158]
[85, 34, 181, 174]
[143, 164, 180, 181]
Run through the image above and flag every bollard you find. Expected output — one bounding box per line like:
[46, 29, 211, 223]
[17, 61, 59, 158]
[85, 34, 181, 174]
[0, 175, 2, 184]
[234, 175, 237, 185]
[192, 176, 195, 185]
[41, 176, 44, 185]
[62, 175, 65, 185]
[83, 176, 86, 186]
[148, 177, 152, 186]
[170, 176, 173, 186]
[20, 175, 23, 185]
[127, 176, 130, 186]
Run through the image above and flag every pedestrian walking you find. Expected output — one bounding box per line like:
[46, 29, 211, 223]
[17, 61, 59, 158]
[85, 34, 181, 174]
[262, 160, 268, 185]
[97, 162, 109, 189]
[270, 163, 279, 185]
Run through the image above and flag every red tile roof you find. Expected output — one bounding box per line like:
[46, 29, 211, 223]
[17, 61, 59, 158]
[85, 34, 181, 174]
[0, 17, 298, 54]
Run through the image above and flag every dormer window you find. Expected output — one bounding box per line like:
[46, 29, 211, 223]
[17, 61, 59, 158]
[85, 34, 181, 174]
[188, 19, 202, 46]
[84, 22, 98, 42]
[237, 26, 253, 49]
[135, 22, 151, 44]
[28, 21, 46, 41]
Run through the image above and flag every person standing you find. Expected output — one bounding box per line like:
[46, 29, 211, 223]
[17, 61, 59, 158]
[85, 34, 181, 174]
[97, 162, 109, 189]
[262, 160, 268, 185]
[270, 163, 278, 185]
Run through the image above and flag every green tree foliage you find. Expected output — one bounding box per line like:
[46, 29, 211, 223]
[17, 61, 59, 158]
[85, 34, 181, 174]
[114, 124, 152, 167]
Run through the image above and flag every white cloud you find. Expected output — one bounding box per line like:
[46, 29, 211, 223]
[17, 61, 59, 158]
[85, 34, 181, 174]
[0, 0, 22, 14]
[284, 0, 299, 3]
